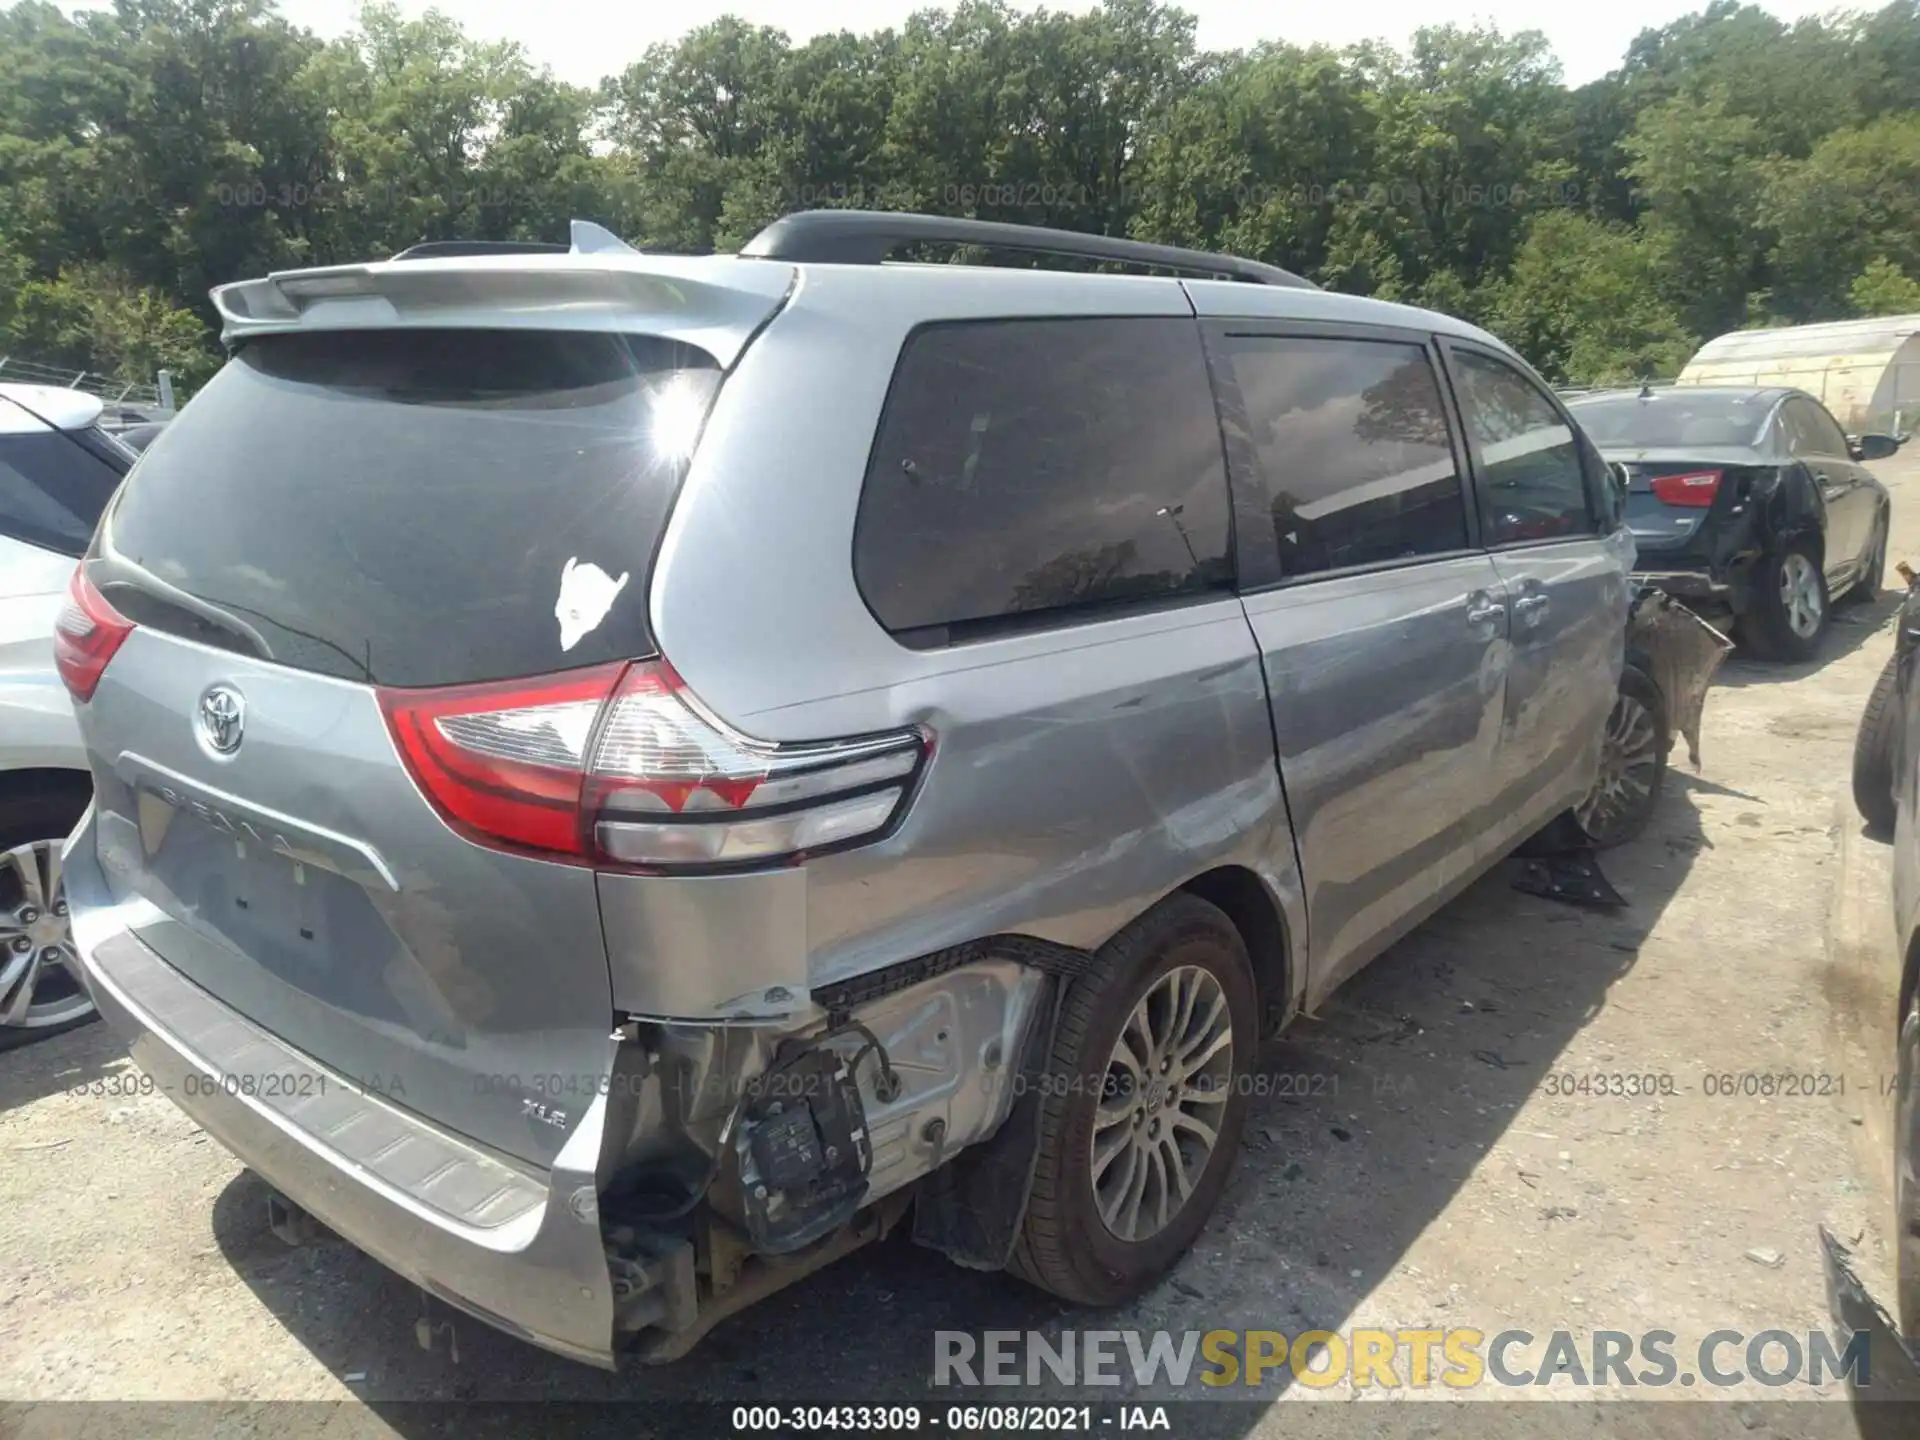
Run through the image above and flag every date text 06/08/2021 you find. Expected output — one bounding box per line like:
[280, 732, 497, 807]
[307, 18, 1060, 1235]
[68, 1065, 1903, 1109]
[731, 1406, 1171, 1432]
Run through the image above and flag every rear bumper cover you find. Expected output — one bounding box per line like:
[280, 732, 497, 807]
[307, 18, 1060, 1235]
[1629, 505, 1768, 617]
[61, 808, 620, 1368]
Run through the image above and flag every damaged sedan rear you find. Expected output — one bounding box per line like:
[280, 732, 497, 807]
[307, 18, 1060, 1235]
[1567, 386, 1897, 662]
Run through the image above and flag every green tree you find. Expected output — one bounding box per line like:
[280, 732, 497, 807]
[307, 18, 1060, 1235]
[3, 262, 213, 387]
[1345, 26, 1573, 292]
[1849, 258, 1920, 317]
[1854, 0, 1920, 115]
[303, 4, 613, 260]
[1621, 90, 1772, 338]
[1619, 3, 1860, 158]
[3, 0, 1919, 393]
[602, 17, 799, 251]
[1129, 43, 1374, 279]
[1767, 114, 1920, 321]
[1481, 210, 1696, 383]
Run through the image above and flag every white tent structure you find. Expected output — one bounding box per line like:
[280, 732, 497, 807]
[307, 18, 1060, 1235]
[1677, 314, 1920, 436]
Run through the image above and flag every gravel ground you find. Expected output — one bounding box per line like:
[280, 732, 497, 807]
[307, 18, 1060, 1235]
[5, 453, 1920, 1438]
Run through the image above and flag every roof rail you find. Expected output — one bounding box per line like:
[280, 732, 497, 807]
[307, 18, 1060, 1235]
[739, 209, 1317, 290]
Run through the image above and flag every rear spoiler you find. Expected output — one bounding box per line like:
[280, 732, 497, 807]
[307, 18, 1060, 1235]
[387, 221, 639, 263]
[209, 221, 794, 369]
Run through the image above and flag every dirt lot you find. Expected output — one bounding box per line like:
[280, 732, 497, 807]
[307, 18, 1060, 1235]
[7, 453, 1920, 1436]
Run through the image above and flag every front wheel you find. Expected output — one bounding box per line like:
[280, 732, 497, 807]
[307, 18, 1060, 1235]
[1742, 544, 1829, 662]
[1009, 893, 1257, 1306]
[1574, 664, 1668, 850]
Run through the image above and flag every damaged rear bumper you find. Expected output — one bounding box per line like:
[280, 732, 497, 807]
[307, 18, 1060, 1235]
[61, 808, 625, 1369]
[63, 803, 1054, 1368]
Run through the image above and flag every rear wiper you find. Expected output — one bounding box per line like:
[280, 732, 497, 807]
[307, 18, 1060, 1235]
[93, 532, 376, 682]
[194, 596, 374, 683]
[92, 534, 273, 661]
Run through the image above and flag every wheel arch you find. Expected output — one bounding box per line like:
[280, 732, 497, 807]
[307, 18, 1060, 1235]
[0, 767, 93, 817]
[1765, 465, 1827, 569]
[1178, 864, 1293, 1038]
[1785, 521, 1827, 572]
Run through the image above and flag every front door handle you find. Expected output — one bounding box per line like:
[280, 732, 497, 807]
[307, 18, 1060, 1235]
[1466, 596, 1505, 626]
[1513, 593, 1550, 625]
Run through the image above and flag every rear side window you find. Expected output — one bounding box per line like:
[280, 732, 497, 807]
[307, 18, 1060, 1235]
[854, 318, 1231, 639]
[94, 329, 721, 686]
[1452, 349, 1594, 544]
[1785, 398, 1849, 457]
[0, 430, 126, 556]
[1779, 402, 1822, 457]
[1219, 335, 1467, 578]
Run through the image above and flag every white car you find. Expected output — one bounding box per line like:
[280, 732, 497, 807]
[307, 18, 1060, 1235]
[0, 383, 134, 1048]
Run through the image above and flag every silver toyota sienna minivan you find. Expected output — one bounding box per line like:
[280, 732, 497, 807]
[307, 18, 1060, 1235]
[59, 212, 1632, 1367]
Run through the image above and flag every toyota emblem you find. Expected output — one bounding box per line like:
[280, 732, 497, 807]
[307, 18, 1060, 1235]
[196, 684, 246, 757]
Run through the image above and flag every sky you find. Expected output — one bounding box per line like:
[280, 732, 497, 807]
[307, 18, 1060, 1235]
[256, 0, 1850, 88]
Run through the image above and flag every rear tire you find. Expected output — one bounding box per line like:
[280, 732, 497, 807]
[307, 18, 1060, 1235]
[1009, 893, 1257, 1306]
[0, 779, 96, 1052]
[1741, 542, 1829, 662]
[1854, 653, 1902, 838]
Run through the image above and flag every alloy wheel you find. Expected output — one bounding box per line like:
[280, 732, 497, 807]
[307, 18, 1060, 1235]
[0, 839, 91, 1031]
[1779, 552, 1825, 640]
[1575, 690, 1662, 846]
[1090, 964, 1235, 1243]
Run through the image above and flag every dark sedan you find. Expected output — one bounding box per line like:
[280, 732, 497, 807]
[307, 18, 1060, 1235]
[1567, 386, 1901, 660]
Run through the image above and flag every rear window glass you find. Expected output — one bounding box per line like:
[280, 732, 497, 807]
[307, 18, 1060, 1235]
[1568, 393, 1769, 449]
[94, 329, 721, 686]
[854, 317, 1231, 639]
[0, 430, 126, 556]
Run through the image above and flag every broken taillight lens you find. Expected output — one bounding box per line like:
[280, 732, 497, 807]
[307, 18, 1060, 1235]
[379, 659, 927, 869]
[53, 567, 135, 702]
[1650, 470, 1722, 508]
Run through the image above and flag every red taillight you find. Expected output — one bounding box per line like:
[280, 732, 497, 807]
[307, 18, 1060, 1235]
[1650, 470, 1722, 508]
[378, 658, 928, 869]
[378, 663, 623, 858]
[53, 568, 135, 702]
